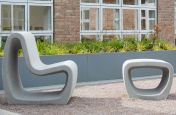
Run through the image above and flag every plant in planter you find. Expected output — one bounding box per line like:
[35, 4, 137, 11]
[150, 24, 161, 49]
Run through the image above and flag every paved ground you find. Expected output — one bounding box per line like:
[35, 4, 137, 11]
[1, 78, 176, 115]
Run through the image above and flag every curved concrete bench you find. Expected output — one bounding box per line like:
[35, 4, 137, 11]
[123, 59, 174, 100]
[2, 32, 78, 104]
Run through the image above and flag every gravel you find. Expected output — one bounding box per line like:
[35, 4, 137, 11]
[1, 78, 176, 115]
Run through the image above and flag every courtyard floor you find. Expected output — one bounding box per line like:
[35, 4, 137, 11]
[1, 77, 176, 115]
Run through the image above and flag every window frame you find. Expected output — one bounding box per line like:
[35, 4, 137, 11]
[0, 0, 53, 45]
[80, 0, 157, 41]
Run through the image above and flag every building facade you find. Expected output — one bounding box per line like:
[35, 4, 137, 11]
[0, 0, 53, 46]
[0, 0, 175, 45]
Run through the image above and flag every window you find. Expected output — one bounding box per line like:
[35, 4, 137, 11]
[13, 5, 25, 31]
[81, 0, 157, 40]
[141, 0, 155, 6]
[149, 10, 155, 30]
[0, 0, 53, 46]
[123, 9, 138, 30]
[81, 9, 90, 30]
[103, 9, 120, 30]
[30, 6, 51, 31]
[81, 8, 99, 31]
[123, 0, 138, 5]
[81, 0, 99, 3]
[1, 5, 11, 31]
[103, 0, 119, 4]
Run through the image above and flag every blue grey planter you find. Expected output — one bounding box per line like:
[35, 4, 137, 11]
[0, 50, 176, 90]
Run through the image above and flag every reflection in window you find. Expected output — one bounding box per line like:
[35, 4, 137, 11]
[103, 9, 120, 30]
[141, 10, 147, 30]
[80, 0, 157, 40]
[141, 0, 155, 5]
[81, 8, 98, 30]
[123, 9, 138, 30]
[13, 5, 25, 31]
[123, 0, 138, 5]
[30, 6, 51, 31]
[103, 0, 119, 4]
[1, 36, 8, 48]
[1, 5, 11, 31]
[81, 0, 99, 3]
[123, 34, 138, 39]
[35, 35, 52, 42]
[81, 35, 97, 40]
[149, 10, 155, 18]
[103, 35, 120, 40]
[149, 10, 156, 30]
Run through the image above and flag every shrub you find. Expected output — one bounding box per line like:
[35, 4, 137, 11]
[0, 37, 175, 56]
[121, 37, 138, 52]
[103, 39, 123, 52]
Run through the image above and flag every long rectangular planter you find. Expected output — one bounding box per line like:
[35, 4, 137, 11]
[0, 50, 176, 90]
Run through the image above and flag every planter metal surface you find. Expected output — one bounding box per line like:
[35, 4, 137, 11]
[0, 50, 175, 90]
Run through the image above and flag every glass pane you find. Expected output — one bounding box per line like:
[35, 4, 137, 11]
[83, 10, 90, 19]
[149, 20, 155, 30]
[123, 0, 138, 5]
[1, 5, 11, 31]
[148, 0, 155, 5]
[123, 34, 138, 39]
[1, 36, 8, 48]
[141, 10, 146, 17]
[81, 35, 98, 40]
[30, 6, 51, 31]
[81, 0, 99, 3]
[123, 9, 138, 30]
[35, 35, 52, 42]
[141, 34, 148, 39]
[13, 5, 25, 31]
[81, 8, 98, 30]
[149, 10, 155, 18]
[103, 0, 119, 4]
[103, 35, 120, 40]
[103, 9, 120, 30]
[141, 0, 155, 5]
[141, 19, 146, 30]
[82, 22, 90, 30]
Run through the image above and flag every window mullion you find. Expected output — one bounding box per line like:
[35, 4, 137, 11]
[11, 4, 14, 32]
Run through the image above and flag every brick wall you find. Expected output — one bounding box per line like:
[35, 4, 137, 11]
[53, 0, 176, 43]
[54, 0, 80, 43]
[158, 0, 175, 42]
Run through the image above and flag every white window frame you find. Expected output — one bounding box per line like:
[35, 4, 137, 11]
[81, 8, 91, 30]
[80, 0, 157, 41]
[0, 0, 53, 45]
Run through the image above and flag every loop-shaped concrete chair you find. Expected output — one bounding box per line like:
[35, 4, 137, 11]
[2, 32, 78, 104]
[123, 59, 174, 100]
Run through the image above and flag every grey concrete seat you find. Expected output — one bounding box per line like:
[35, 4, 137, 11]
[2, 32, 78, 105]
[123, 59, 174, 100]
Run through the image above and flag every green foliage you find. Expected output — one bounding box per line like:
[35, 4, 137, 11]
[121, 38, 138, 52]
[137, 38, 153, 51]
[0, 37, 175, 56]
[103, 39, 123, 52]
